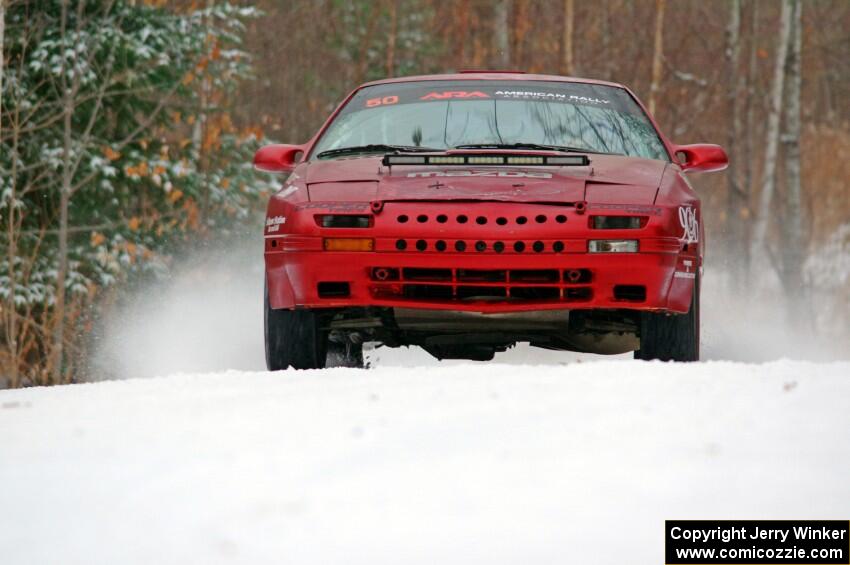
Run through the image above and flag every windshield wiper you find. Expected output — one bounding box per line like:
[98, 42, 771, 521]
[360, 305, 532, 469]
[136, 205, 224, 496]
[454, 143, 602, 154]
[317, 144, 440, 159]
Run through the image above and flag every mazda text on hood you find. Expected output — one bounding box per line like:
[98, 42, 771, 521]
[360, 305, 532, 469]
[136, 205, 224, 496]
[255, 73, 728, 368]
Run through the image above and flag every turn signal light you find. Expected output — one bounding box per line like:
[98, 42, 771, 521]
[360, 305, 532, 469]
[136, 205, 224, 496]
[588, 239, 639, 253]
[323, 238, 374, 252]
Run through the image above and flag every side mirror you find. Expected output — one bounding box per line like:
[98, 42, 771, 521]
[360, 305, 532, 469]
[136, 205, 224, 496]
[673, 143, 728, 173]
[253, 144, 304, 173]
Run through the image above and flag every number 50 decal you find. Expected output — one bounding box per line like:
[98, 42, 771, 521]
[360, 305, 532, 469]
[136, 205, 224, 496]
[366, 95, 399, 108]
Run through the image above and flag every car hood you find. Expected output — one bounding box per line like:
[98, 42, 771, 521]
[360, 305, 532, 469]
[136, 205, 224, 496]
[305, 154, 667, 204]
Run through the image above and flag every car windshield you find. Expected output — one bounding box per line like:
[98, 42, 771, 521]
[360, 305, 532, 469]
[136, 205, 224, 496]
[312, 80, 669, 161]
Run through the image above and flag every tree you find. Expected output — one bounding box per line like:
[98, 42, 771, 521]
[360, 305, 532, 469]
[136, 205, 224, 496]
[751, 0, 793, 260]
[780, 0, 804, 318]
[494, 0, 510, 68]
[724, 0, 743, 286]
[560, 0, 574, 76]
[1, 1, 274, 386]
[647, 0, 665, 115]
[386, 0, 397, 76]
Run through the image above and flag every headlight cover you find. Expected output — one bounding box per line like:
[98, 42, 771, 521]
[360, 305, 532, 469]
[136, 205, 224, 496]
[588, 239, 639, 253]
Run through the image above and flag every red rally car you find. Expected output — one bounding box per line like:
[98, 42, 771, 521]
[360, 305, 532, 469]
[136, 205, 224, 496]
[256, 72, 727, 369]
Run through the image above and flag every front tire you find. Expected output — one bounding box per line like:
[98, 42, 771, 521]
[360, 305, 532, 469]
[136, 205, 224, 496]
[635, 274, 700, 362]
[265, 283, 327, 370]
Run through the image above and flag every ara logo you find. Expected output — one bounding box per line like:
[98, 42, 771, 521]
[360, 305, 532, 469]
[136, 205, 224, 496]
[420, 91, 490, 100]
[407, 170, 553, 179]
[678, 206, 699, 243]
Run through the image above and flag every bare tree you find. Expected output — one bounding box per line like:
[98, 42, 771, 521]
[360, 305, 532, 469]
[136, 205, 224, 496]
[781, 0, 804, 317]
[386, 0, 397, 77]
[724, 0, 743, 285]
[741, 0, 761, 279]
[494, 0, 511, 67]
[49, 0, 181, 383]
[1, 0, 8, 385]
[560, 0, 574, 76]
[648, 0, 666, 115]
[0, 0, 5, 132]
[751, 0, 793, 260]
[601, 0, 614, 80]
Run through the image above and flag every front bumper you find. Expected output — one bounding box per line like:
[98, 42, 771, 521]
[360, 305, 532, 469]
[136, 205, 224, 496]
[265, 201, 697, 314]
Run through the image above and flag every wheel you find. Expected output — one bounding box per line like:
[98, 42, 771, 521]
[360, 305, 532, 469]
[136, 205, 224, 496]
[325, 340, 365, 368]
[264, 282, 327, 370]
[635, 273, 700, 362]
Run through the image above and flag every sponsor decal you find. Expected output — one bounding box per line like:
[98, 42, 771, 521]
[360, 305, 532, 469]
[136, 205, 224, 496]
[495, 90, 611, 105]
[295, 202, 372, 212]
[266, 215, 286, 232]
[277, 185, 298, 198]
[420, 91, 490, 100]
[406, 170, 553, 179]
[678, 206, 699, 243]
[588, 203, 664, 216]
[674, 272, 696, 279]
[365, 95, 399, 108]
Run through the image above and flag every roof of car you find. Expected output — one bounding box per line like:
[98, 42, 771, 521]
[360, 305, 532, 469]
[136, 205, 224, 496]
[360, 72, 625, 89]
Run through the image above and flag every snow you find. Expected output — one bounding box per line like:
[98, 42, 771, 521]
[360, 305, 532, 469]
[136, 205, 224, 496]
[2, 360, 849, 565]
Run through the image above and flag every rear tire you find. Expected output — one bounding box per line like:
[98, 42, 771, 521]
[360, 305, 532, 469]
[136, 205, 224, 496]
[265, 283, 327, 370]
[635, 273, 700, 362]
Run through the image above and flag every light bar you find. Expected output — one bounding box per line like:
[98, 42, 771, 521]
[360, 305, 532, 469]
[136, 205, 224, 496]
[323, 238, 374, 252]
[588, 239, 639, 253]
[506, 156, 545, 165]
[428, 156, 465, 164]
[383, 153, 590, 167]
[467, 156, 503, 164]
[386, 155, 426, 165]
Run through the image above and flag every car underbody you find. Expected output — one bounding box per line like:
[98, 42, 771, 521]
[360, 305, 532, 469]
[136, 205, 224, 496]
[324, 306, 640, 361]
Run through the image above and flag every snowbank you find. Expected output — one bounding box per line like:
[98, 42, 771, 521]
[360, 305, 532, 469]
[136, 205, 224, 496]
[1, 360, 848, 564]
